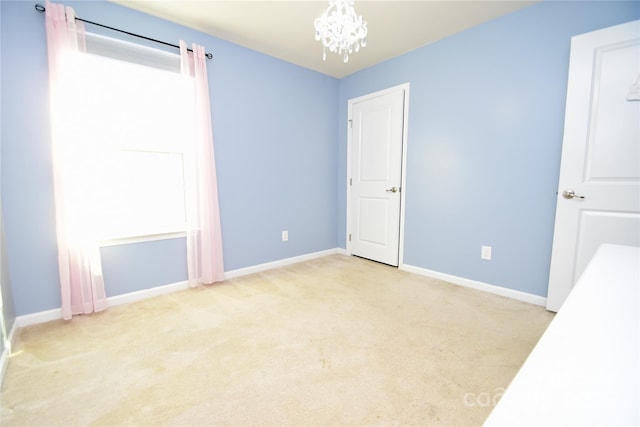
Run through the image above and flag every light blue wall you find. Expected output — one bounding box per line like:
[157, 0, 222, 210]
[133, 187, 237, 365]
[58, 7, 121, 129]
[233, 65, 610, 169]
[338, 1, 639, 296]
[1, 208, 17, 340]
[0, 3, 14, 340]
[1, 1, 338, 315]
[1, 0, 637, 317]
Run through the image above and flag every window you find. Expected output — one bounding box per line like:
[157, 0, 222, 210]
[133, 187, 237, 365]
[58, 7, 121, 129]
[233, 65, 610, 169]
[52, 34, 195, 243]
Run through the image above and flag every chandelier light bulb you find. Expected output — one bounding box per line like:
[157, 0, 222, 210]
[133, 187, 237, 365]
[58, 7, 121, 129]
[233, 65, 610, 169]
[314, 0, 367, 63]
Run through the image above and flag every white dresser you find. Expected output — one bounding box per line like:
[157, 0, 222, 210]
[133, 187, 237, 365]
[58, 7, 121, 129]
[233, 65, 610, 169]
[484, 244, 640, 426]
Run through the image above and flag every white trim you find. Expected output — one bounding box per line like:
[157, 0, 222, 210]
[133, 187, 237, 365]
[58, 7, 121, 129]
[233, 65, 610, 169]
[85, 31, 180, 73]
[107, 280, 190, 307]
[224, 248, 345, 279]
[15, 308, 62, 328]
[14, 280, 192, 328]
[100, 230, 186, 247]
[398, 84, 410, 266]
[346, 83, 410, 266]
[1, 321, 17, 387]
[14, 248, 347, 328]
[400, 263, 547, 307]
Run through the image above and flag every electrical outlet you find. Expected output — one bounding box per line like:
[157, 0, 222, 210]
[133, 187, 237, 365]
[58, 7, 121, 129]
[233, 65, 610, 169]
[481, 245, 492, 260]
[282, 230, 288, 242]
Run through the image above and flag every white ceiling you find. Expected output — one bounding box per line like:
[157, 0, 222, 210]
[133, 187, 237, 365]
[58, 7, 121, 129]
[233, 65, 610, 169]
[111, 0, 538, 79]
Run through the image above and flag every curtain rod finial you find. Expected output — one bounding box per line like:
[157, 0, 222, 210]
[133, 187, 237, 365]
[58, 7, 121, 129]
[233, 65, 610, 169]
[35, 4, 45, 13]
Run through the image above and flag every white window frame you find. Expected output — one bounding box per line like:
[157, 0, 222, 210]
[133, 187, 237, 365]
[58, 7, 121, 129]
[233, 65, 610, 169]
[74, 33, 193, 246]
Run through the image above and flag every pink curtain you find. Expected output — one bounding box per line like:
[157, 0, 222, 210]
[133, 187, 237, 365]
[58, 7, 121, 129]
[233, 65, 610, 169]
[180, 41, 225, 286]
[45, 1, 107, 319]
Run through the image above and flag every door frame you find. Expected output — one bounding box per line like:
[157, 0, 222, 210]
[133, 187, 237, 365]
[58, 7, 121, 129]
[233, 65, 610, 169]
[346, 83, 410, 265]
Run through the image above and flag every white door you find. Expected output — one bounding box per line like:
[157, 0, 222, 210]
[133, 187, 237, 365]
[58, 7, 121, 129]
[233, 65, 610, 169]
[546, 20, 640, 312]
[348, 85, 407, 266]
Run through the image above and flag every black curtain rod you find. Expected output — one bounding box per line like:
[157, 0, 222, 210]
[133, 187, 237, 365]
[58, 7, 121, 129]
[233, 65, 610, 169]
[34, 3, 213, 59]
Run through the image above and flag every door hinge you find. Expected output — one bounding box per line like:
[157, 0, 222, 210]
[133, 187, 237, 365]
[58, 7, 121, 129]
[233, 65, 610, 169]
[349, 233, 351, 242]
[348, 119, 353, 128]
[349, 178, 352, 186]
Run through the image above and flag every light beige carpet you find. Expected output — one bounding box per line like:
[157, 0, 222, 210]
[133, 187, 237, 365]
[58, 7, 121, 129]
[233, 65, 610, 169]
[1, 254, 553, 426]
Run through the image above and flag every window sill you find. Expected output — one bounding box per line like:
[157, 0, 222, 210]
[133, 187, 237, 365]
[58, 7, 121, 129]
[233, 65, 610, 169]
[100, 230, 186, 247]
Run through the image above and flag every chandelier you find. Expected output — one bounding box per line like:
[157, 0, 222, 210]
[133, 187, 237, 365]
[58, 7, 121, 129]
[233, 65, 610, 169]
[314, 0, 367, 63]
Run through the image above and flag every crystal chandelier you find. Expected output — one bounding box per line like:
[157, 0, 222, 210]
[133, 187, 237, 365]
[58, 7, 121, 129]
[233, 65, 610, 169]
[314, 0, 367, 63]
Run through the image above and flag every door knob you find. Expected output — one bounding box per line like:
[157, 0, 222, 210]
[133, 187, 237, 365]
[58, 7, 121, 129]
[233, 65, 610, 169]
[386, 187, 399, 193]
[562, 189, 585, 200]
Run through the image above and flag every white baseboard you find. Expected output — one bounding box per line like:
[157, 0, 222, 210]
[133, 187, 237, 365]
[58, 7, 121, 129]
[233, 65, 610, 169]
[399, 263, 547, 307]
[224, 248, 345, 279]
[107, 280, 190, 308]
[15, 308, 62, 328]
[15, 248, 346, 328]
[16, 280, 192, 328]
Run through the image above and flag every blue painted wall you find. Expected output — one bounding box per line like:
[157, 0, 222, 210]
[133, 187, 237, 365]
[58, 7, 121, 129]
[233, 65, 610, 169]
[1, 0, 637, 317]
[1, 1, 338, 315]
[0, 2, 14, 340]
[338, 1, 639, 296]
[1, 210, 17, 341]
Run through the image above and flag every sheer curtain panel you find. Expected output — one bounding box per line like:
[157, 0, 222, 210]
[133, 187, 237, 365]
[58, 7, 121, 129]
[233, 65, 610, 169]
[45, 1, 107, 319]
[180, 41, 225, 286]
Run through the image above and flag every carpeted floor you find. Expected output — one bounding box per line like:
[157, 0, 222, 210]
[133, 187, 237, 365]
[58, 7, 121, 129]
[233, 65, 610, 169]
[0, 254, 553, 426]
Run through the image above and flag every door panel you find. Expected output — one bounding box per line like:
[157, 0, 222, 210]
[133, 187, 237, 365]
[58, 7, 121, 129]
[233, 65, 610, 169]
[587, 42, 640, 180]
[358, 197, 389, 246]
[360, 108, 393, 181]
[349, 87, 405, 266]
[546, 20, 640, 312]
